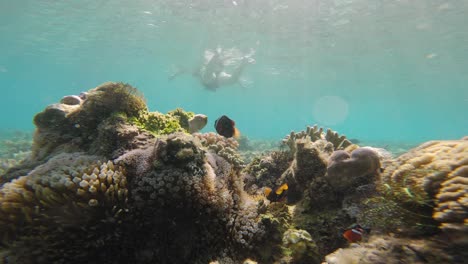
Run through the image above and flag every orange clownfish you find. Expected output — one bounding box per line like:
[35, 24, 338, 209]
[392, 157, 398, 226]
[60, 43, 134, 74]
[342, 224, 370, 243]
[264, 183, 288, 202]
[214, 115, 240, 138]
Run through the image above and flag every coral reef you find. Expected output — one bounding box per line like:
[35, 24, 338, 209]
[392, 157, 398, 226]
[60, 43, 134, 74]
[326, 147, 381, 193]
[130, 107, 197, 136]
[243, 150, 292, 195]
[279, 138, 329, 203]
[324, 128, 353, 150]
[282, 125, 353, 154]
[3, 83, 199, 184]
[293, 202, 353, 257]
[0, 83, 265, 263]
[282, 229, 320, 264]
[343, 139, 468, 262]
[234, 136, 261, 164]
[0, 132, 32, 176]
[114, 132, 265, 263]
[129, 110, 186, 135]
[0, 131, 32, 159]
[0, 119, 265, 263]
[0, 153, 128, 263]
[255, 202, 291, 262]
[278, 138, 383, 257]
[324, 235, 459, 264]
[434, 165, 468, 245]
[377, 139, 468, 241]
[1, 82, 466, 264]
[240, 128, 383, 259]
[238, 136, 280, 152]
[194, 132, 245, 169]
[167, 108, 195, 130]
[31, 82, 148, 161]
[242, 133, 352, 257]
[195, 132, 239, 150]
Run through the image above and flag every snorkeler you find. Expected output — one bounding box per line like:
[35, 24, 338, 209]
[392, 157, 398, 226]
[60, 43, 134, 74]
[196, 48, 225, 90]
[197, 47, 254, 91]
[169, 47, 255, 91]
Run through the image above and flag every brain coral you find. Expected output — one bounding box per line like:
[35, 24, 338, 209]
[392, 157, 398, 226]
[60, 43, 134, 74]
[381, 139, 468, 244]
[433, 164, 468, 244]
[326, 147, 381, 192]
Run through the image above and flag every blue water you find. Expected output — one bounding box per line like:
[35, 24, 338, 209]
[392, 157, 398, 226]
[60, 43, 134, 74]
[1, 0, 467, 143]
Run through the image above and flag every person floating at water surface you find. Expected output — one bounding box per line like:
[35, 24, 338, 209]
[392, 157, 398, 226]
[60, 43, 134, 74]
[169, 47, 255, 91]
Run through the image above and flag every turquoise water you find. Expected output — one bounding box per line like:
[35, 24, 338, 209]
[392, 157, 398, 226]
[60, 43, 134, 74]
[1, 0, 467, 143]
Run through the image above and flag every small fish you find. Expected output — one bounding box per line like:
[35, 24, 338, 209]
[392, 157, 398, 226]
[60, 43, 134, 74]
[342, 224, 370, 243]
[426, 53, 437, 59]
[264, 183, 288, 202]
[214, 115, 240, 138]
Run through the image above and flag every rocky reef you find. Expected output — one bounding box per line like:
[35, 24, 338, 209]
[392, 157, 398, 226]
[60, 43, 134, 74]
[0, 82, 466, 264]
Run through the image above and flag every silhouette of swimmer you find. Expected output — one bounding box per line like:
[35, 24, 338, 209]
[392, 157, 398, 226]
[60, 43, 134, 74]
[169, 47, 255, 91]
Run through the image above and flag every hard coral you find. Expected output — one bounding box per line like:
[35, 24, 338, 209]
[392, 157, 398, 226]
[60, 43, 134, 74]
[282, 142, 375, 258]
[167, 107, 195, 131]
[380, 139, 468, 241]
[131, 111, 185, 135]
[280, 138, 328, 203]
[195, 132, 239, 150]
[255, 202, 291, 262]
[77, 82, 146, 121]
[0, 153, 128, 263]
[194, 132, 244, 169]
[30, 82, 148, 162]
[282, 229, 320, 264]
[243, 150, 292, 194]
[116, 133, 264, 263]
[90, 113, 156, 158]
[0, 133, 33, 177]
[292, 203, 353, 257]
[1, 130, 268, 263]
[326, 147, 381, 193]
[433, 165, 468, 245]
[282, 125, 353, 154]
[3, 83, 277, 263]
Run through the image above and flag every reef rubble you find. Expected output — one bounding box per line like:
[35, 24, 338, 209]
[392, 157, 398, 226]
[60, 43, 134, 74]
[0, 82, 466, 264]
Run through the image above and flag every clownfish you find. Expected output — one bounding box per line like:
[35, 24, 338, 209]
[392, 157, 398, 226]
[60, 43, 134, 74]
[214, 115, 240, 138]
[342, 224, 371, 243]
[264, 183, 288, 203]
